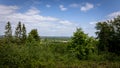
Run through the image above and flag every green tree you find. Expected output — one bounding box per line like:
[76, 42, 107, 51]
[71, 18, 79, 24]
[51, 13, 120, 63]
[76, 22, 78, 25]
[95, 22, 110, 53]
[71, 28, 87, 46]
[15, 22, 27, 43]
[15, 21, 22, 41]
[109, 16, 120, 54]
[69, 28, 94, 59]
[96, 16, 120, 54]
[4, 21, 12, 43]
[21, 24, 27, 42]
[28, 29, 40, 41]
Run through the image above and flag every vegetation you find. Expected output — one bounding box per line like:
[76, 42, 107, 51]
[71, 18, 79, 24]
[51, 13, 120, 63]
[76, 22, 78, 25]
[96, 16, 120, 55]
[4, 21, 12, 43]
[0, 16, 120, 68]
[68, 28, 97, 60]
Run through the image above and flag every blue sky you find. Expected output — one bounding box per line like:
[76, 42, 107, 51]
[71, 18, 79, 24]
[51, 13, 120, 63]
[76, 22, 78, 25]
[0, 0, 120, 36]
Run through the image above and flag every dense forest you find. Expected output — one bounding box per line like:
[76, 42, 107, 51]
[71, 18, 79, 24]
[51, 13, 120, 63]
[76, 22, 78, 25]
[0, 16, 120, 68]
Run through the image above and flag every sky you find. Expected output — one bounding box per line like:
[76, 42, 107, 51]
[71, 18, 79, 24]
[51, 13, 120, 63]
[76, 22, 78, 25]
[0, 0, 120, 37]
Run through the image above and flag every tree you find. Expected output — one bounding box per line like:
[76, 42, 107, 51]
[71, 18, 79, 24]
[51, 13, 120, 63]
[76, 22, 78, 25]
[95, 22, 110, 53]
[15, 21, 22, 40]
[71, 28, 87, 46]
[28, 29, 40, 41]
[109, 16, 120, 54]
[4, 21, 12, 43]
[21, 24, 27, 42]
[96, 16, 120, 54]
[15, 22, 27, 43]
[69, 28, 95, 59]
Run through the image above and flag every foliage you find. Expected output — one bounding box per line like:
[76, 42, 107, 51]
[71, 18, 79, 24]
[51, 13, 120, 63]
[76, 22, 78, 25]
[14, 22, 27, 43]
[0, 41, 120, 68]
[21, 24, 27, 42]
[4, 21, 12, 43]
[96, 16, 120, 54]
[15, 22, 22, 40]
[68, 28, 97, 60]
[28, 29, 40, 41]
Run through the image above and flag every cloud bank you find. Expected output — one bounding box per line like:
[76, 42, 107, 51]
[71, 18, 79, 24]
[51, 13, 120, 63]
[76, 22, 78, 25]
[0, 5, 77, 36]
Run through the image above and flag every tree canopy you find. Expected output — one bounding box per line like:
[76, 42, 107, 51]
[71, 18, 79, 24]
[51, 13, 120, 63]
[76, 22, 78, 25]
[96, 16, 120, 54]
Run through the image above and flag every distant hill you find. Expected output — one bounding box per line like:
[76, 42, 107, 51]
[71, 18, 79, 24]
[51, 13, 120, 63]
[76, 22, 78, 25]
[0, 35, 4, 38]
[40, 36, 71, 41]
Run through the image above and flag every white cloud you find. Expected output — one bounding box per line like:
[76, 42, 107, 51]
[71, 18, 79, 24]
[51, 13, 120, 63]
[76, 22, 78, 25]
[0, 5, 18, 15]
[70, 3, 79, 8]
[89, 21, 97, 25]
[59, 20, 73, 25]
[107, 11, 120, 18]
[46, 4, 51, 8]
[59, 5, 67, 11]
[0, 5, 77, 36]
[80, 3, 94, 12]
[25, 7, 40, 15]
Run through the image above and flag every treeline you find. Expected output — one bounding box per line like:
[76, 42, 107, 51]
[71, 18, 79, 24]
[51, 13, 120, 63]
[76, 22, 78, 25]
[67, 16, 120, 61]
[0, 16, 120, 67]
[3, 21, 40, 44]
